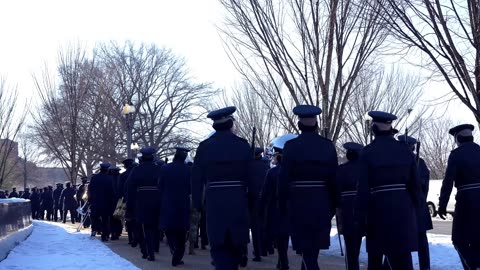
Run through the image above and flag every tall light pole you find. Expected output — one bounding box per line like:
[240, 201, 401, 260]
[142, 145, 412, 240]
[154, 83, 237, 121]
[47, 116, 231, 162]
[364, 112, 373, 144]
[122, 103, 136, 159]
[131, 142, 140, 161]
[405, 108, 413, 140]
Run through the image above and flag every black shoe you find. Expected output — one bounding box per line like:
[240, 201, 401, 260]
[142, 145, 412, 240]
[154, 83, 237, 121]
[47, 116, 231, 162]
[240, 255, 248, 267]
[147, 256, 155, 261]
[201, 245, 207, 250]
[268, 249, 274, 255]
[253, 257, 262, 262]
[101, 238, 108, 242]
[172, 260, 184, 267]
[111, 236, 119, 241]
[131, 242, 138, 248]
[142, 255, 148, 259]
[194, 243, 199, 249]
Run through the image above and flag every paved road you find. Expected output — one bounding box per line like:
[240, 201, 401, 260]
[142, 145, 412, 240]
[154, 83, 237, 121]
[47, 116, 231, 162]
[67, 222, 363, 270]
[431, 219, 453, 235]
[101, 232, 365, 270]
[70, 219, 453, 270]
[333, 218, 453, 235]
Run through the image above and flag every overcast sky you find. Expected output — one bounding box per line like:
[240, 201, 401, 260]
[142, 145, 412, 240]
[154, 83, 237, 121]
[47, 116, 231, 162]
[0, 0, 237, 97]
[0, 0, 476, 133]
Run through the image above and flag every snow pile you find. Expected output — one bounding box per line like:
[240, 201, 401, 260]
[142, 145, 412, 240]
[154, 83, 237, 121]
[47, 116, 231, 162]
[0, 221, 139, 270]
[0, 224, 33, 261]
[0, 198, 29, 203]
[323, 228, 462, 270]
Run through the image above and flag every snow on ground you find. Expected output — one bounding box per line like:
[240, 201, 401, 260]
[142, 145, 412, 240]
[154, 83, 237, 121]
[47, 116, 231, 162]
[0, 198, 29, 203]
[0, 225, 33, 261]
[0, 221, 139, 270]
[322, 228, 462, 270]
[0, 220, 462, 270]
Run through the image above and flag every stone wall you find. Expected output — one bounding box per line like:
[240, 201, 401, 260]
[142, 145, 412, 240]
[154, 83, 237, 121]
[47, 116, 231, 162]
[0, 199, 33, 261]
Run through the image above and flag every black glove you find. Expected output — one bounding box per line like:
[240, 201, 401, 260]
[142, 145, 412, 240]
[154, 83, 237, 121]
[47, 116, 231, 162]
[438, 207, 447, 220]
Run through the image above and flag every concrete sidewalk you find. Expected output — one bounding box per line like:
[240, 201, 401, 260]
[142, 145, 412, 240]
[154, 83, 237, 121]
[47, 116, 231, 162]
[93, 229, 366, 270]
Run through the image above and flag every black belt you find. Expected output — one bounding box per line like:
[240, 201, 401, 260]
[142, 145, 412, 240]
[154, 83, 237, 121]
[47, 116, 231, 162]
[290, 181, 326, 188]
[137, 186, 158, 192]
[208, 181, 244, 188]
[341, 190, 356, 197]
[457, 183, 480, 192]
[370, 184, 406, 194]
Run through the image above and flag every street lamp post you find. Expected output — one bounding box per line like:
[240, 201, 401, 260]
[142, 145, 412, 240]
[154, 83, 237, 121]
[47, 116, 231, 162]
[405, 108, 413, 139]
[131, 142, 140, 160]
[364, 112, 373, 144]
[122, 103, 136, 159]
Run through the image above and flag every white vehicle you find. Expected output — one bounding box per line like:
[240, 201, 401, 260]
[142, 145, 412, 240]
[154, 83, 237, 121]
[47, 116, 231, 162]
[426, 179, 456, 217]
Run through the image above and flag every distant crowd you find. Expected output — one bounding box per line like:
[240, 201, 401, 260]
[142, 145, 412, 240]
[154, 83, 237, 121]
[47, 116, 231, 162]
[0, 181, 88, 223]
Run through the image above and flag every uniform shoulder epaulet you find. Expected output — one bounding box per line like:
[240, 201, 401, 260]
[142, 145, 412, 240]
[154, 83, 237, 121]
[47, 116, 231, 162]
[238, 136, 249, 143]
[199, 136, 214, 147]
[233, 135, 249, 145]
[200, 137, 211, 144]
[360, 143, 372, 153]
[283, 137, 298, 148]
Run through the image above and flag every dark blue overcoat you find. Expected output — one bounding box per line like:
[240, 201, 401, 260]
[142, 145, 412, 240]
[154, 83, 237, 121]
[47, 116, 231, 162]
[439, 142, 480, 245]
[336, 160, 360, 238]
[355, 136, 421, 254]
[41, 190, 54, 209]
[158, 161, 191, 230]
[60, 187, 78, 210]
[88, 172, 114, 216]
[260, 164, 289, 236]
[53, 188, 63, 208]
[191, 130, 253, 247]
[29, 192, 41, 211]
[417, 158, 433, 232]
[251, 158, 270, 211]
[127, 160, 161, 225]
[118, 168, 133, 199]
[278, 132, 338, 251]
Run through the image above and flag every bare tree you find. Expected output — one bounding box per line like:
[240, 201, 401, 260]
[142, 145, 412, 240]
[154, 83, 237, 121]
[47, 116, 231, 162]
[75, 65, 123, 176]
[220, 0, 389, 141]
[379, 0, 480, 126]
[98, 41, 217, 158]
[18, 131, 40, 190]
[32, 42, 217, 180]
[420, 118, 455, 179]
[341, 65, 429, 145]
[32, 46, 99, 185]
[0, 79, 26, 188]
[218, 82, 281, 148]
